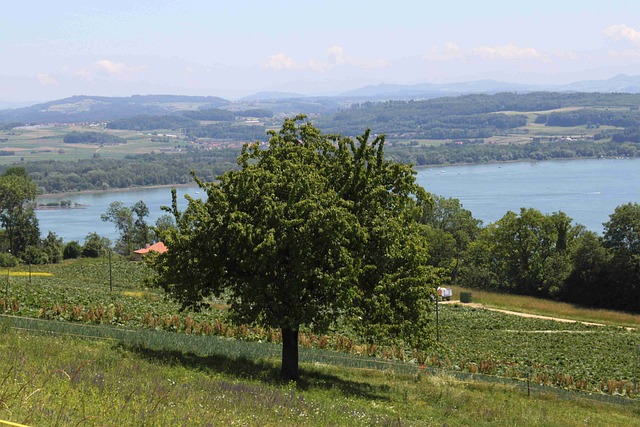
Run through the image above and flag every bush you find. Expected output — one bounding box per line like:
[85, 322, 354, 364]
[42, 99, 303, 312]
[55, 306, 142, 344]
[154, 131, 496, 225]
[0, 253, 18, 267]
[63, 241, 82, 259]
[460, 292, 473, 303]
[22, 246, 49, 265]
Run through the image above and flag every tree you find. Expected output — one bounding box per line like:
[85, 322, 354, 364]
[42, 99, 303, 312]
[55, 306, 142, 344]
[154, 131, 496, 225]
[152, 214, 175, 241]
[421, 195, 482, 281]
[101, 201, 150, 255]
[82, 232, 111, 258]
[460, 208, 577, 297]
[150, 117, 440, 380]
[603, 203, 640, 255]
[601, 203, 640, 311]
[63, 240, 82, 259]
[42, 231, 64, 264]
[562, 231, 612, 307]
[0, 167, 39, 257]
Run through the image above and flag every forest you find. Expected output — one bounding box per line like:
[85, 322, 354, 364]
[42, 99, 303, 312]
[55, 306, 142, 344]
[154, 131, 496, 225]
[11, 150, 238, 193]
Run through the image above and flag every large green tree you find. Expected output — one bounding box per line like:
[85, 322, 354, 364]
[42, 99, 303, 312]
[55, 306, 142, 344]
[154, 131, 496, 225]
[150, 117, 440, 379]
[0, 167, 40, 257]
[461, 208, 577, 297]
[421, 195, 482, 282]
[101, 200, 151, 255]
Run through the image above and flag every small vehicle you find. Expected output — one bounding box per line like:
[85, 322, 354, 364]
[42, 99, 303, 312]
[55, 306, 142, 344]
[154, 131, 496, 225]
[437, 287, 452, 301]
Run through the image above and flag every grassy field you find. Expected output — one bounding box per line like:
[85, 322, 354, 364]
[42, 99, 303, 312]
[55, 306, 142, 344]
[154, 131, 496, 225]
[2, 320, 640, 426]
[0, 125, 185, 164]
[450, 285, 640, 329]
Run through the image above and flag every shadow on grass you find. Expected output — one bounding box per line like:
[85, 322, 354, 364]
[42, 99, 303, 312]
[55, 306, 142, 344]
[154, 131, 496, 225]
[123, 344, 391, 401]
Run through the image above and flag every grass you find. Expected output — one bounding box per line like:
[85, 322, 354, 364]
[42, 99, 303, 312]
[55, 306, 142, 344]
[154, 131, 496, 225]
[2, 322, 640, 426]
[450, 285, 640, 329]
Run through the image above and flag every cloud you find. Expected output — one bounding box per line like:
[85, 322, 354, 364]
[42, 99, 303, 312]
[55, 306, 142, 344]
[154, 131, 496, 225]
[608, 49, 640, 58]
[264, 47, 387, 72]
[471, 44, 548, 61]
[37, 73, 58, 86]
[94, 59, 145, 75]
[424, 42, 549, 63]
[423, 42, 465, 61]
[550, 50, 580, 60]
[266, 53, 299, 70]
[603, 24, 640, 46]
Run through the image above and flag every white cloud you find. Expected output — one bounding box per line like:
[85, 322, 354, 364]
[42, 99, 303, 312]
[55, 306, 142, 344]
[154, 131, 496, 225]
[608, 49, 640, 58]
[471, 44, 548, 61]
[551, 50, 580, 60]
[423, 42, 464, 61]
[94, 59, 144, 75]
[266, 53, 299, 70]
[603, 24, 640, 45]
[37, 73, 58, 86]
[264, 47, 387, 72]
[424, 43, 549, 62]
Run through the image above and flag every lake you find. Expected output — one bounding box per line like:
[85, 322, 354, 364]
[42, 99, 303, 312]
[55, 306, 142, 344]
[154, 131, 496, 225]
[37, 158, 640, 243]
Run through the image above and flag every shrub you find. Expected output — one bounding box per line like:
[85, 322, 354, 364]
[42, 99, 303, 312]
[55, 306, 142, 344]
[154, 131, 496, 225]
[460, 292, 472, 303]
[63, 241, 82, 259]
[0, 253, 18, 267]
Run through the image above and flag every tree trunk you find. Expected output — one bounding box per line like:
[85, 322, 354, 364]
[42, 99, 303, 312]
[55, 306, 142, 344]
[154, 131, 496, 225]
[281, 327, 299, 380]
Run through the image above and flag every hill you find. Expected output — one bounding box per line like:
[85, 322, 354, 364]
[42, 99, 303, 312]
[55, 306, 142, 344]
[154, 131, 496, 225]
[0, 94, 231, 123]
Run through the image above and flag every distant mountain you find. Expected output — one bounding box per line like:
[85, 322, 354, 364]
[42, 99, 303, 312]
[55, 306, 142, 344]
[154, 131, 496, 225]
[559, 74, 640, 93]
[0, 94, 230, 124]
[338, 75, 640, 100]
[339, 80, 538, 100]
[5, 74, 640, 125]
[238, 91, 307, 101]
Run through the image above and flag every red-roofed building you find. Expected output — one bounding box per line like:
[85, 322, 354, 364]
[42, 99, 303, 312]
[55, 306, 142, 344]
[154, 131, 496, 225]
[132, 241, 167, 260]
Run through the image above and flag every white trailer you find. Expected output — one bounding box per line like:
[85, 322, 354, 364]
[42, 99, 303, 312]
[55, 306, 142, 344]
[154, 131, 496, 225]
[437, 287, 452, 301]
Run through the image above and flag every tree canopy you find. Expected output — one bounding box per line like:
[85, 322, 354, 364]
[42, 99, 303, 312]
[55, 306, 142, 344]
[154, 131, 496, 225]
[0, 167, 40, 257]
[149, 116, 441, 379]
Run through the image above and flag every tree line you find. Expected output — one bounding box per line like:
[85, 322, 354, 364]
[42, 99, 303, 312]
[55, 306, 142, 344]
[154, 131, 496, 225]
[63, 131, 126, 145]
[387, 138, 640, 165]
[423, 197, 640, 313]
[0, 150, 240, 194]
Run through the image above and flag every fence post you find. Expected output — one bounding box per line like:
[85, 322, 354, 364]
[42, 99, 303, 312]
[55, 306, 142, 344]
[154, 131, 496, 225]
[109, 250, 113, 293]
[435, 291, 439, 343]
[26, 261, 31, 303]
[635, 345, 639, 395]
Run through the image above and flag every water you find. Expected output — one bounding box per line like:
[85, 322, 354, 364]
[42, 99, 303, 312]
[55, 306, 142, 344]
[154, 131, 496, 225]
[415, 158, 640, 232]
[36, 158, 640, 243]
[37, 186, 202, 243]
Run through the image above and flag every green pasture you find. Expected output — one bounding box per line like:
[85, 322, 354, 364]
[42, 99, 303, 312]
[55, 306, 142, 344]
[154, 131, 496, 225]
[0, 125, 185, 164]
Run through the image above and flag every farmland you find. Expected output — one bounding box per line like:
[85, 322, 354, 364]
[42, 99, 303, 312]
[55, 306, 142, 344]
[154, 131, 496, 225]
[2, 257, 640, 402]
[0, 124, 187, 165]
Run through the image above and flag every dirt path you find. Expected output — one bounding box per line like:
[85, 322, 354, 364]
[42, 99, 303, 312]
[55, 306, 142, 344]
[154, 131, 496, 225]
[442, 301, 635, 330]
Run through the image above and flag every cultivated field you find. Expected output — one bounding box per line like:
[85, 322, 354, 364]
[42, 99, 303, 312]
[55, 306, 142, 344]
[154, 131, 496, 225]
[0, 125, 186, 164]
[1, 257, 640, 425]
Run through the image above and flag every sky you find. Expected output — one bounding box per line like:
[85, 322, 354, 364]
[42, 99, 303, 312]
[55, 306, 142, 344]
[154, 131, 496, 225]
[2, 0, 640, 103]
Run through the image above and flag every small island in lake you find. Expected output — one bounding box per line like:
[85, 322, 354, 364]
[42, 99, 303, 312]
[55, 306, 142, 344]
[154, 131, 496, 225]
[36, 199, 88, 210]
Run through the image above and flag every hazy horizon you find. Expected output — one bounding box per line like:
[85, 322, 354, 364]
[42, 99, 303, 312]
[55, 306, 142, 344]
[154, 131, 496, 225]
[2, 1, 640, 103]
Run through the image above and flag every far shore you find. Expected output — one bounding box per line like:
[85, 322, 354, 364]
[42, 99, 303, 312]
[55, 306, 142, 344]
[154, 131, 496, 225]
[38, 183, 195, 199]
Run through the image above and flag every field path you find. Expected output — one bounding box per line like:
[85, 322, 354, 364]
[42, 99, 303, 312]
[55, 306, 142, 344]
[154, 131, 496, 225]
[442, 301, 636, 330]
